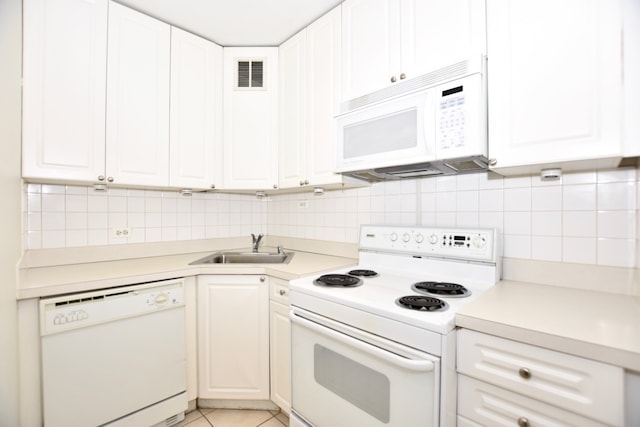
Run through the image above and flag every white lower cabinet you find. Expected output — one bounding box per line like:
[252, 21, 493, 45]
[269, 278, 291, 414]
[457, 329, 624, 426]
[197, 275, 270, 400]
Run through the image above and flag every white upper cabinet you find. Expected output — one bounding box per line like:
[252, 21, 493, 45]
[341, 0, 486, 102]
[223, 47, 279, 190]
[278, 30, 307, 189]
[169, 28, 223, 190]
[279, 6, 367, 190]
[487, 0, 627, 175]
[22, 0, 108, 182]
[106, 1, 171, 187]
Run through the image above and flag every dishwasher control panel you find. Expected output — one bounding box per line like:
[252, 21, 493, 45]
[40, 279, 185, 335]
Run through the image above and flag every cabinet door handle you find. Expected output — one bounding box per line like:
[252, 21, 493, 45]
[107, 177, 114, 183]
[279, 289, 287, 296]
[98, 175, 105, 182]
[518, 367, 531, 379]
[390, 75, 397, 83]
[260, 276, 266, 282]
[399, 73, 406, 80]
[517, 417, 529, 427]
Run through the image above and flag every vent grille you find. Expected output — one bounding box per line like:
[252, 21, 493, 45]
[237, 60, 264, 89]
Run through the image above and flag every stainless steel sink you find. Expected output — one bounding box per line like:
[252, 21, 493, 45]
[189, 251, 294, 265]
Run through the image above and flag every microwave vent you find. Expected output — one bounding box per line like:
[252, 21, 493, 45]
[341, 56, 483, 113]
[341, 156, 489, 183]
[445, 158, 488, 172]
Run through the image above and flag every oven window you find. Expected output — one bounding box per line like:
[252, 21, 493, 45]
[314, 344, 390, 423]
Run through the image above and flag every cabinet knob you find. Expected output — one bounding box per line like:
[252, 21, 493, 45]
[98, 175, 105, 182]
[390, 75, 397, 83]
[304, 179, 309, 185]
[400, 73, 406, 80]
[260, 276, 266, 282]
[299, 180, 305, 186]
[517, 417, 529, 427]
[488, 158, 498, 166]
[273, 184, 278, 189]
[210, 184, 216, 189]
[279, 289, 287, 296]
[107, 177, 114, 183]
[518, 367, 532, 379]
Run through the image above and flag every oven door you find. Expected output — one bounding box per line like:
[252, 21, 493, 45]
[290, 307, 440, 427]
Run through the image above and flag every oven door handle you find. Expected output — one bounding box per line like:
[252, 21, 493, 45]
[290, 309, 435, 373]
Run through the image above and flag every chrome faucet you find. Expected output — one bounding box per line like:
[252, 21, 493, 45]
[251, 233, 264, 253]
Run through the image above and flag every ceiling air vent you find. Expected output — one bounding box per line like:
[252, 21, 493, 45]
[237, 59, 264, 89]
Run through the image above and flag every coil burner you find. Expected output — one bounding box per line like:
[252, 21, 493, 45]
[313, 274, 363, 287]
[396, 295, 449, 312]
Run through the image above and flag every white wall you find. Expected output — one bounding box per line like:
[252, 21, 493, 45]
[269, 168, 639, 269]
[24, 185, 268, 248]
[0, 0, 23, 423]
[24, 166, 639, 270]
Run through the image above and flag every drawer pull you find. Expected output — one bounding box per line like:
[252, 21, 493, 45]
[519, 367, 531, 379]
[517, 417, 529, 427]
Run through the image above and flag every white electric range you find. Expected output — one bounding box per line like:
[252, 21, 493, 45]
[289, 224, 501, 427]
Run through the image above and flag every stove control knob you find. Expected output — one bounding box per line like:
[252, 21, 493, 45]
[472, 235, 486, 249]
[390, 232, 398, 242]
[415, 233, 424, 243]
[402, 233, 410, 243]
[429, 234, 438, 245]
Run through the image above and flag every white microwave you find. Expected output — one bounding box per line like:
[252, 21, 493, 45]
[335, 56, 488, 181]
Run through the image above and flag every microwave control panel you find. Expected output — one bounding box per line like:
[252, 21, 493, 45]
[438, 86, 466, 150]
[434, 72, 485, 158]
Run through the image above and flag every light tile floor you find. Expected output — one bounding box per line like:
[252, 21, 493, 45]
[175, 408, 289, 427]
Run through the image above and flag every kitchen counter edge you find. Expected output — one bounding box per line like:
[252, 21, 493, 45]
[17, 249, 358, 300]
[456, 280, 640, 372]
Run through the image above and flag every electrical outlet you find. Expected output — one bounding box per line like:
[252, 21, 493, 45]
[298, 200, 308, 209]
[112, 227, 131, 239]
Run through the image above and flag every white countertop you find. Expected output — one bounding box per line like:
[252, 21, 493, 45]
[18, 249, 358, 300]
[456, 280, 640, 372]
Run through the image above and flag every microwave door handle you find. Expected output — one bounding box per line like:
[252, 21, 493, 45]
[290, 309, 434, 373]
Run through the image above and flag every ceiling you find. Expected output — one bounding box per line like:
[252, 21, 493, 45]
[116, 0, 344, 46]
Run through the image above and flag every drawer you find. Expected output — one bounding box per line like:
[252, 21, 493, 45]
[458, 375, 607, 427]
[457, 329, 623, 426]
[269, 278, 289, 305]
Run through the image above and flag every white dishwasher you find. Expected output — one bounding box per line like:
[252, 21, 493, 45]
[40, 278, 187, 427]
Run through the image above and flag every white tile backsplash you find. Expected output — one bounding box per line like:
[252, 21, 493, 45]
[23, 166, 640, 269]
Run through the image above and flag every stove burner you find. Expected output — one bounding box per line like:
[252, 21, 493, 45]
[348, 269, 378, 277]
[313, 274, 363, 287]
[396, 295, 449, 312]
[412, 281, 470, 298]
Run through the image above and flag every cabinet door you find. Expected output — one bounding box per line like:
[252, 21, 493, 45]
[22, 0, 107, 182]
[197, 275, 270, 400]
[306, 6, 345, 186]
[223, 47, 279, 190]
[278, 30, 307, 189]
[170, 28, 222, 190]
[487, 0, 624, 175]
[269, 299, 291, 414]
[341, 0, 397, 101]
[106, 1, 170, 187]
[400, 0, 486, 75]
